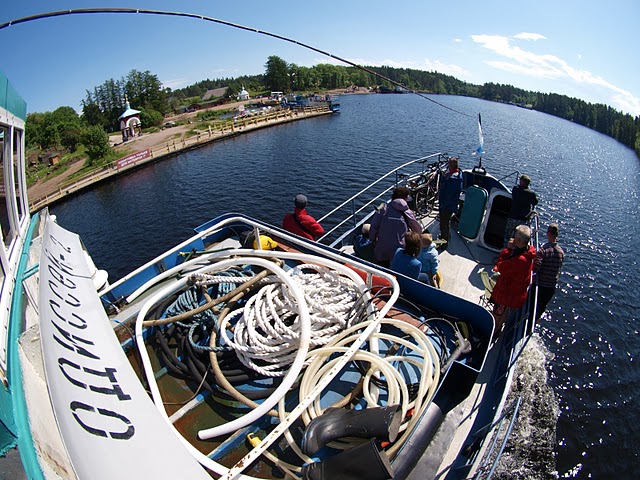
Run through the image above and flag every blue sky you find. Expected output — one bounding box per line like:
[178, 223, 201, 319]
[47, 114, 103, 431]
[1, 1, 638, 116]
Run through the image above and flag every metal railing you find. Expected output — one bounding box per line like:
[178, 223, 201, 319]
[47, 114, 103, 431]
[461, 397, 523, 479]
[317, 152, 444, 247]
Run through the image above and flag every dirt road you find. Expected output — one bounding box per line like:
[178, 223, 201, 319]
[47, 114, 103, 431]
[27, 98, 258, 202]
[27, 93, 344, 206]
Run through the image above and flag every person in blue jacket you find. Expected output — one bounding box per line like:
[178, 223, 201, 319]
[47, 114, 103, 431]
[391, 231, 431, 283]
[438, 156, 463, 249]
[418, 233, 441, 287]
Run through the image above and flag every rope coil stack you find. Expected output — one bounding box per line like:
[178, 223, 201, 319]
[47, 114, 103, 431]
[135, 249, 451, 477]
[219, 263, 365, 377]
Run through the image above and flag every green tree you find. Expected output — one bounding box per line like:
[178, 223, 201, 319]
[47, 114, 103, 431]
[41, 124, 61, 149]
[82, 102, 107, 129]
[81, 125, 110, 164]
[82, 70, 168, 132]
[25, 112, 46, 148]
[60, 125, 83, 151]
[50, 106, 80, 125]
[225, 81, 241, 99]
[125, 69, 168, 115]
[138, 107, 164, 128]
[50, 106, 83, 149]
[264, 56, 290, 92]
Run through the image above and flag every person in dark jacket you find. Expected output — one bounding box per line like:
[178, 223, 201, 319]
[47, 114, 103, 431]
[529, 223, 564, 320]
[438, 157, 463, 248]
[369, 186, 422, 267]
[503, 174, 538, 247]
[353, 223, 375, 262]
[282, 194, 324, 240]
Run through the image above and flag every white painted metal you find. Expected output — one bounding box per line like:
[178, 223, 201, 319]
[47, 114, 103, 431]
[38, 218, 209, 480]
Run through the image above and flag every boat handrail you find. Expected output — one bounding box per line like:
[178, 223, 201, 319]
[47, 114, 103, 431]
[100, 213, 399, 301]
[467, 397, 523, 479]
[495, 170, 521, 187]
[317, 152, 443, 243]
[322, 189, 390, 247]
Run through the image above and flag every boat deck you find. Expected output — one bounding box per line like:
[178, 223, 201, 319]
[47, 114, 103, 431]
[420, 212, 496, 304]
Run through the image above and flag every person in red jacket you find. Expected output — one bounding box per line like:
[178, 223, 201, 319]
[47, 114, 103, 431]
[282, 194, 325, 241]
[490, 224, 536, 337]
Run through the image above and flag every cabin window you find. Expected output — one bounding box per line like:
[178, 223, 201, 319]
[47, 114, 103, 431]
[12, 128, 26, 224]
[0, 124, 26, 251]
[0, 125, 13, 247]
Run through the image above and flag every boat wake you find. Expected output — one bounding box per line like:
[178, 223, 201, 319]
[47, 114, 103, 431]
[494, 334, 559, 479]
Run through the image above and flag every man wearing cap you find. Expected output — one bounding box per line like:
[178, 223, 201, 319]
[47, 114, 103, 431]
[529, 223, 564, 321]
[503, 174, 538, 247]
[282, 194, 324, 241]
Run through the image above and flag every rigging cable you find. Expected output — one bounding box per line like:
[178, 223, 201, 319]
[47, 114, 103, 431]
[0, 8, 474, 118]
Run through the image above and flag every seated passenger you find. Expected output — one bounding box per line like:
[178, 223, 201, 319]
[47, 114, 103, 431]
[282, 194, 324, 241]
[353, 223, 375, 262]
[391, 231, 431, 283]
[418, 233, 441, 288]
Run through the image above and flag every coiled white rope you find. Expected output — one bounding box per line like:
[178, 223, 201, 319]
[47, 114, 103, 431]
[218, 263, 364, 377]
[134, 247, 394, 478]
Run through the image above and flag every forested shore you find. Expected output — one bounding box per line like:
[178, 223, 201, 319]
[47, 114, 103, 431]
[26, 55, 640, 164]
[173, 57, 640, 158]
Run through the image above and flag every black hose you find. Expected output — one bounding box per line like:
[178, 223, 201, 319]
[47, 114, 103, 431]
[147, 284, 285, 401]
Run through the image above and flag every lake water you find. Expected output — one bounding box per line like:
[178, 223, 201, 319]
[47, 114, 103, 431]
[51, 93, 640, 479]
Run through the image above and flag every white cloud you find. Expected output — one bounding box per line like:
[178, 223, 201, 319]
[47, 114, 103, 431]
[471, 34, 640, 115]
[161, 78, 188, 90]
[514, 32, 547, 41]
[422, 59, 470, 78]
[454, 38, 463, 43]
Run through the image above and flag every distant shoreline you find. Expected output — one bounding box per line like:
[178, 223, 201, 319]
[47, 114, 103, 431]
[28, 105, 334, 212]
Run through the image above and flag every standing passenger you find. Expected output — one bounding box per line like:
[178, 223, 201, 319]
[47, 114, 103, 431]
[438, 157, 463, 249]
[369, 186, 422, 268]
[282, 194, 324, 240]
[490, 225, 536, 337]
[503, 174, 538, 247]
[530, 223, 564, 320]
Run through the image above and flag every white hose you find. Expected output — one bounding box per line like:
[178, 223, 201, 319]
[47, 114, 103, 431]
[134, 247, 397, 477]
[279, 317, 441, 458]
[134, 256, 309, 476]
[195, 258, 310, 440]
